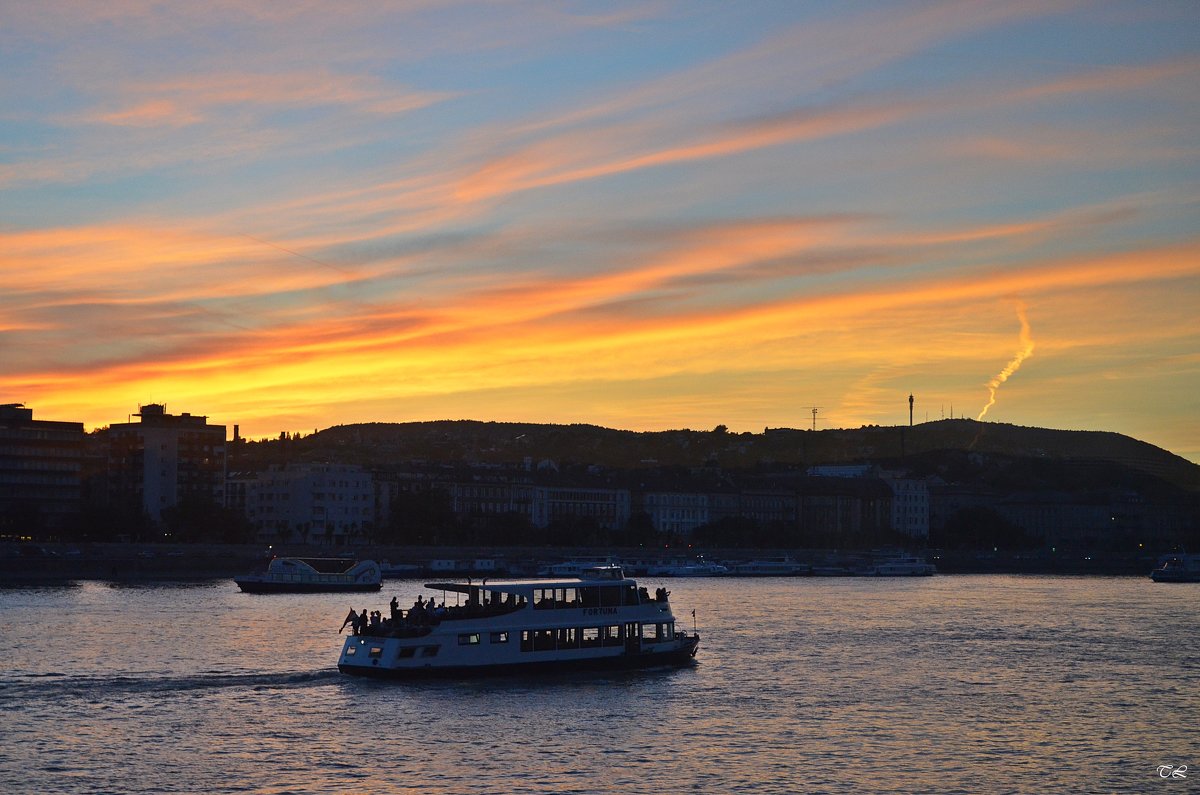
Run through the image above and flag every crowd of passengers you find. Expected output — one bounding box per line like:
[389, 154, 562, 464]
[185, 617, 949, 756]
[341, 587, 671, 637]
[341, 592, 520, 636]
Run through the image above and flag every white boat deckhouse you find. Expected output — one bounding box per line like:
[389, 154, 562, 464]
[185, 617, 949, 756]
[338, 566, 699, 678]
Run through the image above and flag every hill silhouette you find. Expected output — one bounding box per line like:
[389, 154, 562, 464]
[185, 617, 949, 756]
[241, 418, 1200, 494]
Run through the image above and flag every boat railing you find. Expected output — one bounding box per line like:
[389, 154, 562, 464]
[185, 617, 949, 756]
[436, 602, 525, 622]
[360, 623, 433, 639]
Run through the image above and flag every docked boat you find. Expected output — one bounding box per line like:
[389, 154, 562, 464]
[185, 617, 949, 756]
[337, 565, 699, 678]
[536, 557, 622, 577]
[645, 558, 730, 577]
[1150, 553, 1200, 583]
[379, 560, 422, 579]
[235, 557, 382, 593]
[810, 565, 855, 577]
[731, 556, 809, 576]
[862, 555, 936, 576]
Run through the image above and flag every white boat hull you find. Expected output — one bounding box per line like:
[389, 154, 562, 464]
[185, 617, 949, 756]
[338, 634, 699, 679]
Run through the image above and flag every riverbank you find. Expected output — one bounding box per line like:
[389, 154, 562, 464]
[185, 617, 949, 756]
[0, 541, 1164, 584]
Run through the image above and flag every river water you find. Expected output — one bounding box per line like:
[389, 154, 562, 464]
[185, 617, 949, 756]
[0, 575, 1195, 794]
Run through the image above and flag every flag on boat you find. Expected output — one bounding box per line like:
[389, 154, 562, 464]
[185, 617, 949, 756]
[339, 608, 357, 633]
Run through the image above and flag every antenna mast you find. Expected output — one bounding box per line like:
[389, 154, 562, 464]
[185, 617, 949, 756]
[805, 406, 823, 431]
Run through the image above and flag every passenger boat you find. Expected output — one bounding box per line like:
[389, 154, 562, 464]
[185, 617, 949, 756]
[235, 557, 382, 593]
[337, 566, 700, 678]
[1150, 553, 1200, 583]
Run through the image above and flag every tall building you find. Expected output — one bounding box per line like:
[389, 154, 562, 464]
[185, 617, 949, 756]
[106, 404, 226, 522]
[879, 472, 930, 540]
[531, 484, 631, 531]
[246, 463, 375, 545]
[0, 404, 85, 535]
[808, 464, 930, 539]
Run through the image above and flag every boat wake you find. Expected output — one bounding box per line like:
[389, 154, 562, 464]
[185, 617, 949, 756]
[0, 669, 340, 703]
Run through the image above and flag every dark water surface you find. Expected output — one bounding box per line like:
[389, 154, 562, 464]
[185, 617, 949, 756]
[1, 576, 1196, 794]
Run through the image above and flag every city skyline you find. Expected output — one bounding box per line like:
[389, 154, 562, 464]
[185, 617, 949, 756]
[2, 3, 1198, 462]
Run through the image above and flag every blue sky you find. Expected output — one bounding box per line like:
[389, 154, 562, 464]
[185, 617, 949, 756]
[1, 1, 1198, 461]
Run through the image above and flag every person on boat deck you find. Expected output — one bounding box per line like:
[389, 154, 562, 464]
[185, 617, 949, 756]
[369, 611, 381, 627]
[389, 596, 400, 624]
[358, 609, 368, 635]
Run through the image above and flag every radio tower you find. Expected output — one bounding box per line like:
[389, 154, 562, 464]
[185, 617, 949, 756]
[806, 406, 823, 431]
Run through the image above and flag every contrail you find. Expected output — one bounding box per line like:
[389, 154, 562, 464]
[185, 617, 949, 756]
[977, 301, 1034, 421]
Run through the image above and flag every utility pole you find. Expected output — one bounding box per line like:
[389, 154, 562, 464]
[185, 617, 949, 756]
[909, 393, 914, 427]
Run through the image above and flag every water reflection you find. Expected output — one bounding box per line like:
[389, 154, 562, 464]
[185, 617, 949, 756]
[1, 576, 1196, 794]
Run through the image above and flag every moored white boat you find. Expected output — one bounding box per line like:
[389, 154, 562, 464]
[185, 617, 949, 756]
[337, 566, 700, 678]
[235, 557, 382, 593]
[731, 557, 809, 576]
[536, 557, 622, 577]
[645, 558, 729, 577]
[379, 560, 422, 578]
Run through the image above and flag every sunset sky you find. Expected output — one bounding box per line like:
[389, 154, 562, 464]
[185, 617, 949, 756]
[2, 2, 1198, 461]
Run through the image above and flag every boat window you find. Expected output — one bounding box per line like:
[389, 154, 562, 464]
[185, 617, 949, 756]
[520, 630, 533, 652]
[602, 625, 623, 647]
[458, 633, 481, 646]
[557, 627, 579, 649]
[624, 585, 639, 605]
[494, 592, 521, 609]
[345, 645, 357, 656]
[368, 646, 384, 658]
[599, 587, 621, 607]
[533, 587, 581, 609]
[419, 645, 440, 657]
[533, 629, 555, 652]
[642, 623, 669, 643]
[490, 631, 509, 643]
[579, 587, 600, 608]
[581, 627, 601, 648]
[397, 646, 416, 659]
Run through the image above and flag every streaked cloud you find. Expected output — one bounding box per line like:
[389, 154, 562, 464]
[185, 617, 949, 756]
[1, 0, 1197, 462]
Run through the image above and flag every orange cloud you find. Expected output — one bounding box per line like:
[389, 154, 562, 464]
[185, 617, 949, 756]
[84, 71, 452, 129]
[454, 102, 913, 203]
[8, 232, 1194, 435]
[1008, 57, 1200, 102]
